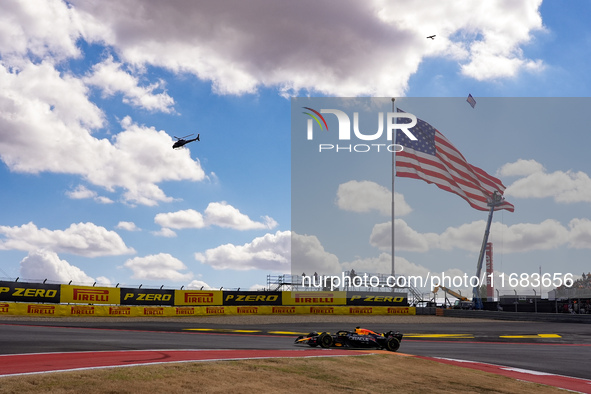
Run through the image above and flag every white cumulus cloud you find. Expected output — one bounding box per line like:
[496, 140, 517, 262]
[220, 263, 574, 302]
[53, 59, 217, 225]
[204, 201, 278, 230]
[0, 0, 85, 61]
[154, 209, 206, 230]
[123, 253, 193, 281]
[498, 159, 546, 177]
[195, 230, 291, 272]
[370, 219, 439, 252]
[69, 0, 544, 96]
[291, 232, 342, 276]
[151, 228, 177, 238]
[155, 202, 277, 231]
[369, 218, 591, 254]
[503, 160, 591, 204]
[186, 279, 214, 290]
[0, 0, 547, 209]
[567, 218, 591, 249]
[0, 222, 136, 257]
[84, 56, 175, 113]
[19, 250, 95, 284]
[67, 185, 114, 204]
[336, 180, 412, 216]
[116, 221, 140, 231]
[0, 61, 205, 206]
[439, 219, 570, 253]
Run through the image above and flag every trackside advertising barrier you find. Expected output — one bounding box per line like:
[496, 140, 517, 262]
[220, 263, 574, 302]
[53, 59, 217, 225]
[0, 302, 415, 316]
[0, 281, 414, 315]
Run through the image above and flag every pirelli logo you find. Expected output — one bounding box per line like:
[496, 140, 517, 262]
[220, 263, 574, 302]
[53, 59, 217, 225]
[310, 306, 334, 314]
[73, 288, 110, 302]
[144, 307, 164, 316]
[294, 293, 334, 304]
[71, 305, 95, 315]
[0, 303, 9, 313]
[205, 306, 224, 315]
[349, 307, 373, 314]
[388, 307, 410, 314]
[28, 305, 55, 315]
[185, 292, 214, 304]
[237, 306, 258, 314]
[272, 306, 296, 314]
[175, 307, 195, 315]
[109, 306, 131, 315]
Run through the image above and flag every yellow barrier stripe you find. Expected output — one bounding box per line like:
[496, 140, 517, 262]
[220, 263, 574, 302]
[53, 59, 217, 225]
[500, 334, 561, 339]
[0, 302, 416, 317]
[268, 331, 308, 335]
[404, 334, 474, 338]
[183, 328, 262, 333]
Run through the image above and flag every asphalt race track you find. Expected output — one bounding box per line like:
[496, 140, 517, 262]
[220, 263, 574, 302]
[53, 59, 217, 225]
[1, 317, 590, 389]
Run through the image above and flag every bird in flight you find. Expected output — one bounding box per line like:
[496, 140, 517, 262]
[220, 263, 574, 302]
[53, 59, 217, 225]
[427, 35, 436, 40]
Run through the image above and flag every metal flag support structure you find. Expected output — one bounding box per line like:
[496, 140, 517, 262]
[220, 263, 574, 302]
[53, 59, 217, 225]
[472, 191, 505, 309]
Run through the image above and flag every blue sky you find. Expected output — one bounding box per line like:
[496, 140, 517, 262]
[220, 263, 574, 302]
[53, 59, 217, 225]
[0, 1, 589, 296]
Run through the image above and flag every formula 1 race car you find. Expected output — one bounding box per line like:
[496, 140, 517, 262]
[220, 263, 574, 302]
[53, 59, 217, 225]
[295, 327, 403, 352]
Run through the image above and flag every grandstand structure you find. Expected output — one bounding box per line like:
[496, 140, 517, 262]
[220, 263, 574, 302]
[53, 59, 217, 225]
[550, 273, 591, 299]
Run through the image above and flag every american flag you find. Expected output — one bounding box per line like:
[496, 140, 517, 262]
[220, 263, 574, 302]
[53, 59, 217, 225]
[395, 110, 514, 212]
[467, 94, 476, 108]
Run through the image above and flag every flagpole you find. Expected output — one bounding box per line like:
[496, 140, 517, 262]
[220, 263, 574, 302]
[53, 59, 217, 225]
[391, 97, 396, 279]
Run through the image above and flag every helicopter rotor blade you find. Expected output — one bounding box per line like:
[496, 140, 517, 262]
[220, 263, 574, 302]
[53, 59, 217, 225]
[174, 134, 193, 140]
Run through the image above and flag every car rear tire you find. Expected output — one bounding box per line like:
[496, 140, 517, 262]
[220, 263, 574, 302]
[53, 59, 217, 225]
[318, 332, 334, 348]
[385, 337, 400, 352]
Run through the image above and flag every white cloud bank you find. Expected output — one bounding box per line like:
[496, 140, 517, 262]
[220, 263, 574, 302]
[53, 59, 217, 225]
[195, 230, 291, 272]
[186, 279, 214, 290]
[0, 222, 135, 257]
[501, 159, 591, 204]
[336, 180, 412, 216]
[369, 218, 591, 253]
[0, 1, 545, 206]
[66, 185, 114, 204]
[154, 201, 278, 233]
[0, 61, 206, 206]
[195, 230, 342, 276]
[19, 250, 110, 285]
[69, 0, 544, 96]
[123, 253, 193, 281]
[116, 221, 140, 232]
[84, 56, 175, 113]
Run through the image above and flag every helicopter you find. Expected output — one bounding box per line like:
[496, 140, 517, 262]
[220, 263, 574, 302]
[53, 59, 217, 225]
[172, 133, 200, 149]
